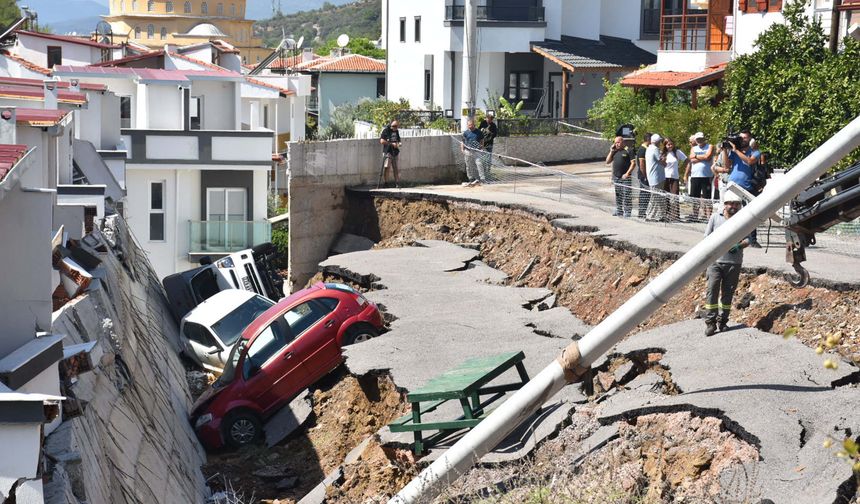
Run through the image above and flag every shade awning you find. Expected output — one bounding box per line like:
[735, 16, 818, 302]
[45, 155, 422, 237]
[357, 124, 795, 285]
[620, 63, 728, 90]
[531, 35, 657, 72]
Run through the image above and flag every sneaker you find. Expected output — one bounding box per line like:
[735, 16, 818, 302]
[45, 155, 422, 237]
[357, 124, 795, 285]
[749, 241, 762, 249]
[461, 182, 471, 187]
[705, 322, 717, 337]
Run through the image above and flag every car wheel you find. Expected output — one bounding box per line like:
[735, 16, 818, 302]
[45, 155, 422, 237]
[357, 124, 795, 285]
[343, 325, 379, 346]
[222, 411, 262, 448]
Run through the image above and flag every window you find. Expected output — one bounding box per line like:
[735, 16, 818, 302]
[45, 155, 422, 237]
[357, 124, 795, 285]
[217, 2, 223, 15]
[184, 1, 191, 13]
[147, 24, 154, 38]
[376, 77, 385, 98]
[423, 69, 432, 102]
[201, 1, 208, 14]
[243, 316, 294, 378]
[414, 16, 421, 42]
[263, 104, 268, 128]
[740, 0, 782, 12]
[230, 3, 236, 15]
[283, 301, 327, 336]
[134, 25, 141, 38]
[508, 72, 532, 101]
[399, 17, 406, 42]
[47, 46, 62, 68]
[189, 96, 202, 129]
[131, 0, 137, 10]
[161, 27, 167, 39]
[184, 322, 219, 348]
[211, 296, 274, 347]
[147, 0, 153, 11]
[206, 187, 247, 249]
[317, 297, 339, 311]
[120, 96, 132, 128]
[120, 0, 124, 11]
[166, 1, 173, 12]
[149, 181, 165, 241]
[641, 0, 660, 39]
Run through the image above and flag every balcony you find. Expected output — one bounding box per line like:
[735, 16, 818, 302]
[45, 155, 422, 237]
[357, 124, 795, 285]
[660, 13, 731, 51]
[444, 3, 545, 25]
[189, 220, 271, 256]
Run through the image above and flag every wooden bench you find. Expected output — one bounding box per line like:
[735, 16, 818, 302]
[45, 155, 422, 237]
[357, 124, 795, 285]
[388, 351, 530, 454]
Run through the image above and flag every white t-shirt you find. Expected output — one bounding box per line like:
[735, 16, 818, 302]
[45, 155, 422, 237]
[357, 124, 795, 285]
[664, 150, 687, 180]
[691, 144, 713, 178]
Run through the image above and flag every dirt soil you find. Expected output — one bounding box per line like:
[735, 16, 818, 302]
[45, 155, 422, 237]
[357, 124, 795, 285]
[202, 368, 408, 503]
[344, 196, 860, 364]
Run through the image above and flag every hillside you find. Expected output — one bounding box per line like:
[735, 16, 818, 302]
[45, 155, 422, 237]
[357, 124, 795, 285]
[256, 0, 380, 48]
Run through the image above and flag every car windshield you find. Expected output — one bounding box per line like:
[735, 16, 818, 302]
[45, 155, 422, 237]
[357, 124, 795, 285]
[218, 339, 246, 385]
[210, 295, 274, 346]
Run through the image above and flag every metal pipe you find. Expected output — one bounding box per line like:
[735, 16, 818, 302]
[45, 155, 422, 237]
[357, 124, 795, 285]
[390, 113, 860, 504]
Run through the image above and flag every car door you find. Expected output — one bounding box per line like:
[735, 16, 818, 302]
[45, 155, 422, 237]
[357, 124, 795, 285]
[306, 297, 344, 378]
[240, 315, 303, 414]
[271, 300, 340, 395]
[184, 322, 224, 371]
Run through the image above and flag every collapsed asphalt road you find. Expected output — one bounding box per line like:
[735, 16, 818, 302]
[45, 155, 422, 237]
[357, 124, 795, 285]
[319, 240, 860, 502]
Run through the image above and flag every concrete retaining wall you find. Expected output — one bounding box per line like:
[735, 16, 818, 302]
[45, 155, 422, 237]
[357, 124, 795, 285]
[288, 136, 460, 290]
[495, 134, 608, 164]
[46, 216, 208, 504]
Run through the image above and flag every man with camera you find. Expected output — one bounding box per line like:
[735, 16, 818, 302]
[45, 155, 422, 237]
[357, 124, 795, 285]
[719, 129, 762, 247]
[606, 135, 636, 217]
[379, 119, 402, 188]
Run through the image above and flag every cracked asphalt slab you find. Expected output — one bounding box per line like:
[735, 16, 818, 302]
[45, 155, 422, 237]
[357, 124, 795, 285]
[319, 240, 590, 462]
[596, 319, 860, 503]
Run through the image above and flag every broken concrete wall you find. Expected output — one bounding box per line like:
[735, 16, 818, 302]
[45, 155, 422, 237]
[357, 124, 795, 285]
[288, 136, 460, 289]
[46, 216, 208, 504]
[495, 134, 607, 164]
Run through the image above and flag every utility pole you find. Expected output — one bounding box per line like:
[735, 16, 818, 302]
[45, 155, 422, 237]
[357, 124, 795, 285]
[829, 0, 843, 54]
[460, 0, 478, 128]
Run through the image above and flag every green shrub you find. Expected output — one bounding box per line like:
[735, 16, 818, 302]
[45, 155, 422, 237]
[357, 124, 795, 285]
[270, 227, 289, 269]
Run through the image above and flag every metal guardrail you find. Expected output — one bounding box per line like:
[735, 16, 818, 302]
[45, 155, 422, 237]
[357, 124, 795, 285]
[189, 220, 271, 254]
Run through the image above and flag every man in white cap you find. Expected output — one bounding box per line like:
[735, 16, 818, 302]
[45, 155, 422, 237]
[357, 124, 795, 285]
[644, 133, 666, 221]
[685, 131, 715, 221]
[702, 191, 751, 336]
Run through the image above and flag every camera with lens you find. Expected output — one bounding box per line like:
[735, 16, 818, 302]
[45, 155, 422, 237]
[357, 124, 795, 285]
[721, 133, 743, 150]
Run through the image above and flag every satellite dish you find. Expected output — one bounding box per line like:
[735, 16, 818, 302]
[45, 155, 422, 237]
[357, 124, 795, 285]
[296, 35, 304, 50]
[336, 34, 350, 48]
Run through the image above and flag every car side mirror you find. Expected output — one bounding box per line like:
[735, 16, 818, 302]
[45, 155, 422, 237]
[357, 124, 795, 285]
[207, 347, 221, 355]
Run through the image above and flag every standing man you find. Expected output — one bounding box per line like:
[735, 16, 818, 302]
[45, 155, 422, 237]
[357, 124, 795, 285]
[644, 133, 666, 221]
[636, 132, 652, 218]
[379, 120, 402, 188]
[461, 119, 485, 187]
[685, 132, 714, 221]
[478, 112, 498, 182]
[606, 135, 636, 217]
[703, 191, 750, 336]
[720, 129, 762, 247]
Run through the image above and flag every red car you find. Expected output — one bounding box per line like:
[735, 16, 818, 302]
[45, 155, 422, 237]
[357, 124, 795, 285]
[190, 282, 384, 449]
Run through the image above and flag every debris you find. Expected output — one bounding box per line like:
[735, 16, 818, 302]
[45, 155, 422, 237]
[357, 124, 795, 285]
[627, 274, 645, 287]
[516, 257, 538, 281]
[264, 390, 313, 447]
[613, 361, 634, 384]
[252, 466, 289, 480]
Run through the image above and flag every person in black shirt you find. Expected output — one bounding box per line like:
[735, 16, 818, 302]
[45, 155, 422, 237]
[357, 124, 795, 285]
[636, 132, 651, 218]
[606, 135, 636, 217]
[478, 112, 498, 182]
[379, 120, 402, 188]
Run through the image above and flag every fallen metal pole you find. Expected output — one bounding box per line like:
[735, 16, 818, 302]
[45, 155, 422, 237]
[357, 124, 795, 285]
[390, 114, 860, 504]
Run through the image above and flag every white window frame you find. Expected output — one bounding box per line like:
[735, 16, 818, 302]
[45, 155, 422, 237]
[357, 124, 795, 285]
[149, 181, 166, 242]
[206, 187, 247, 249]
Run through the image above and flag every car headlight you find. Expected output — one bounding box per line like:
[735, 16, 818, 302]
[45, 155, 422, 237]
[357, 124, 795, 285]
[195, 413, 214, 429]
[216, 257, 234, 269]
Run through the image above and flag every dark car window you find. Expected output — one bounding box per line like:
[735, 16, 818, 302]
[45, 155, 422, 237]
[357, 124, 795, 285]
[243, 316, 294, 379]
[190, 268, 221, 303]
[284, 301, 328, 336]
[184, 322, 218, 348]
[317, 297, 339, 312]
[211, 295, 275, 347]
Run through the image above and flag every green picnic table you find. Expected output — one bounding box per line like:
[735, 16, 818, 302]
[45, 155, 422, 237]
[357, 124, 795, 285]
[388, 351, 530, 454]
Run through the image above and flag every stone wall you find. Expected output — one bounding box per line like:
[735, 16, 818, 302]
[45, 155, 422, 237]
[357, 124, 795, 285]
[288, 136, 460, 290]
[46, 216, 208, 504]
[494, 134, 608, 164]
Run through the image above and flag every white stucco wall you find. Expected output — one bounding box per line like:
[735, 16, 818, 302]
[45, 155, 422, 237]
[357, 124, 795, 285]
[15, 35, 103, 67]
[0, 56, 50, 79]
[735, 10, 785, 55]
[190, 80, 238, 130]
[562, 0, 601, 40]
[146, 84, 183, 130]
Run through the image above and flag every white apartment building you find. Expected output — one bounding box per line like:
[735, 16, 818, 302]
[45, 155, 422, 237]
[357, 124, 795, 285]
[382, 0, 659, 119]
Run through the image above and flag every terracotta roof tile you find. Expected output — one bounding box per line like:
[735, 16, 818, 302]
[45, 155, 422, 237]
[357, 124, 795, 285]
[15, 108, 71, 127]
[15, 30, 121, 49]
[245, 76, 295, 96]
[0, 144, 30, 182]
[0, 75, 105, 92]
[0, 84, 87, 104]
[261, 53, 322, 70]
[169, 51, 234, 73]
[0, 50, 50, 76]
[296, 54, 385, 73]
[90, 50, 165, 67]
[620, 63, 727, 89]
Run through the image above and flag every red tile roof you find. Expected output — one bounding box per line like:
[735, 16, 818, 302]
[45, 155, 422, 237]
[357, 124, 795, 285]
[0, 144, 29, 182]
[0, 50, 50, 76]
[295, 54, 385, 73]
[15, 30, 121, 49]
[53, 65, 239, 82]
[169, 51, 234, 73]
[0, 76, 105, 92]
[90, 50, 165, 67]
[620, 63, 727, 89]
[258, 53, 322, 70]
[15, 108, 71, 127]
[0, 84, 87, 104]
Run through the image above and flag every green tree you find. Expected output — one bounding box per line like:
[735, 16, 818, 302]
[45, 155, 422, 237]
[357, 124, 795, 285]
[0, 0, 21, 29]
[587, 81, 652, 140]
[724, 0, 860, 169]
[314, 36, 385, 59]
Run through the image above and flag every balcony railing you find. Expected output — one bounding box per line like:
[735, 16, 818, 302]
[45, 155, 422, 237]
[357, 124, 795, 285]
[660, 13, 730, 51]
[445, 4, 545, 23]
[308, 94, 319, 112]
[189, 220, 271, 254]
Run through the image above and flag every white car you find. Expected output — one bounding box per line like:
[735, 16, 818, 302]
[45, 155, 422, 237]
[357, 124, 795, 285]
[180, 290, 275, 372]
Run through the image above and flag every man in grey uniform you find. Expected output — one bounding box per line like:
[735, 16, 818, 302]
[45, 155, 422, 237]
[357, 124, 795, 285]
[703, 191, 750, 336]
